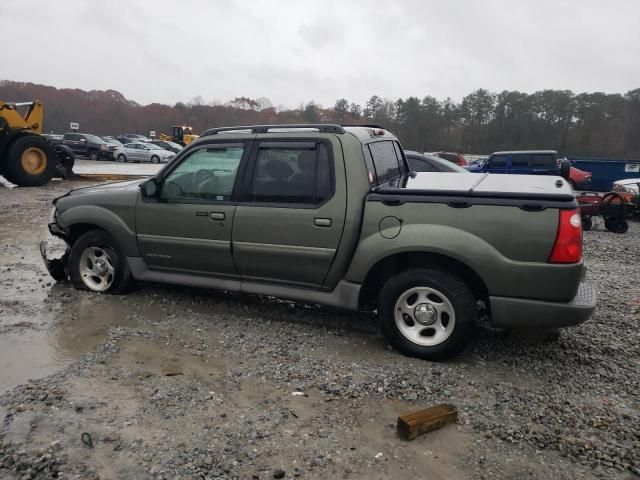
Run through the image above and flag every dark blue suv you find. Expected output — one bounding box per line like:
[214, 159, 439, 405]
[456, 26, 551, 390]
[467, 150, 559, 175]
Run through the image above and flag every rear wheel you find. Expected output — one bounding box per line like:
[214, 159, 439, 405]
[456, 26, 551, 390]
[5, 135, 57, 187]
[581, 216, 593, 231]
[378, 268, 477, 361]
[69, 230, 134, 294]
[605, 219, 629, 234]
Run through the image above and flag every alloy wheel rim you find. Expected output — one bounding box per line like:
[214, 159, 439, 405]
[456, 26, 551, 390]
[79, 247, 115, 292]
[394, 286, 456, 346]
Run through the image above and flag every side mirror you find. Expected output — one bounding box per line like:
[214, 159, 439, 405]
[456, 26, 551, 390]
[559, 159, 571, 181]
[141, 178, 158, 197]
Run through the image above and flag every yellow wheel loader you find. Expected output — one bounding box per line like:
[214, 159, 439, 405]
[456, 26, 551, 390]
[160, 125, 199, 146]
[0, 100, 73, 187]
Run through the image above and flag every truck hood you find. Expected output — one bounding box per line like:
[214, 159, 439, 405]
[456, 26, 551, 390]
[379, 172, 575, 201]
[65, 179, 144, 197]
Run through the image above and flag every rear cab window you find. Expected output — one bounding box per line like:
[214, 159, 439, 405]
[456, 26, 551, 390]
[365, 140, 405, 186]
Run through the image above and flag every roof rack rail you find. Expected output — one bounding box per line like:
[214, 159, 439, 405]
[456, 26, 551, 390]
[202, 124, 346, 136]
[341, 124, 385, 129]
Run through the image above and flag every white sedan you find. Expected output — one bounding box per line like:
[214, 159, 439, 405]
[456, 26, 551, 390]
[612, 178, 640, 196]
[113, 143, 175, 164]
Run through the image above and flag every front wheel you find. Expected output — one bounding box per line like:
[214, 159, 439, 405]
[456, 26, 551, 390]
[88, 150, 99, 161]
[150, 155, 159, 164]
[69, 230, 134, 294]
[378, 268, 477, 361]
[117, 154, 126, 163]
[581, 216, 593, 231]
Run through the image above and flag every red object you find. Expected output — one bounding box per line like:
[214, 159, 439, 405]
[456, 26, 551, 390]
[435, 152, 469, 166]
[569, 166, 592, 189]
[576, 192, 601, 216]
[549, 209, 583, 263]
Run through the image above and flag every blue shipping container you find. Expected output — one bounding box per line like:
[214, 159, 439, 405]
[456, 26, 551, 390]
[568, 157, 640, 191]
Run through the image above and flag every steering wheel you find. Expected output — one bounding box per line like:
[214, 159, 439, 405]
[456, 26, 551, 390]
[194, 169, 213, 187]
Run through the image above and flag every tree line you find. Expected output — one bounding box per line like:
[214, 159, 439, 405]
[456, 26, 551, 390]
[2, 81, 639, 157]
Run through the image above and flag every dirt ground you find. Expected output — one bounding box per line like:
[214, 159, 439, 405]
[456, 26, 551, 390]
[0, 178, 638, 480]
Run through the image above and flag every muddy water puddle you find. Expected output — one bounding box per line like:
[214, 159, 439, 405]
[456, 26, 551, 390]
[0, 286, 147, 393]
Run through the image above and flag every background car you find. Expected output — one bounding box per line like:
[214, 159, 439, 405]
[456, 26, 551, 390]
[41, 133, 63, 145]
[150, 139, 183, 153]
[102, 136, 123, 146]
[432, 151, 469, 166]
[568, 165, 592, 190]
[62, 133, 114, 160]
[612, 178, 640, 196]
[405, 151, 470, 172]
[113, 142, 175, 163]
[121, 133, 151, 143]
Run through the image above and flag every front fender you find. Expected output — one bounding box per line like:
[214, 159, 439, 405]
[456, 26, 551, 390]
[57, 205, 139, 257]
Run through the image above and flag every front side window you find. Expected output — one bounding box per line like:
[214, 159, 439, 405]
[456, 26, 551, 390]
[161, 144, 244, 201]
[368, 141, 401, 183]
[249, 142, 332, 204]
[488, 155, 507, 168]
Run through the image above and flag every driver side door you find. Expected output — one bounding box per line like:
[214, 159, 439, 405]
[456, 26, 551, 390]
[135, 141, 251, 277]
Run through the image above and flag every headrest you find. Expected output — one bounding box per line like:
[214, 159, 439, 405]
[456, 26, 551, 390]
[265, 159, 293, 180]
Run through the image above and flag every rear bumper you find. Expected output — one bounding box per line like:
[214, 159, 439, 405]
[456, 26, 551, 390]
[489, 281, 596, 328]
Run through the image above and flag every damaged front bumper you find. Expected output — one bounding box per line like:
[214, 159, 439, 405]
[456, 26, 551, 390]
[40, 222, 70, 281]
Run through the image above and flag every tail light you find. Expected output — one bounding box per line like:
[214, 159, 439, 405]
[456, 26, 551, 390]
[548, 209, 582, 263]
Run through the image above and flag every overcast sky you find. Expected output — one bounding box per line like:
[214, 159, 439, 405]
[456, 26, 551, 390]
[1, 0, 639, 108]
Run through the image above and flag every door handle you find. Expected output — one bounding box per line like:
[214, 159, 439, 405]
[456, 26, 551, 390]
[314, 217, 331, 227]
[210, 212, 225, 221]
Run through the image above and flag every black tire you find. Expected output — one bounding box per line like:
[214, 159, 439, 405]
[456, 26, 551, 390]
[581, 216, 592, 231]
[378, 268, 477, 361]
[605, 219, 629, 234]
[5, 134, 57, 187]
[69, 230, 134, 294]
[54, 147, 75, 179]
[88, 149, 99, 161]
[117, 154, 126, 163]
[151, 155, 159, 164]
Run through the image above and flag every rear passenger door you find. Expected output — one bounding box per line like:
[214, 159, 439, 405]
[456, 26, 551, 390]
[510, 154, 531, 175]
[232, 138, 346, 288]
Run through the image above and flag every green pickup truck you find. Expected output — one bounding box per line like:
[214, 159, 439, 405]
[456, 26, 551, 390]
[41, 124, 596, 360]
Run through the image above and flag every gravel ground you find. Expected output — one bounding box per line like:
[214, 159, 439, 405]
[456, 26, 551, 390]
[0, 179, 638, 479]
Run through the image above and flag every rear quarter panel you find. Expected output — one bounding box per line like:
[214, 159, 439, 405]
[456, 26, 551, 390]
[345, 200, 583, 302]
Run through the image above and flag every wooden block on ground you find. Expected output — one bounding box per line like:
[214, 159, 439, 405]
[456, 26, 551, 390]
[397, 404, 458, 440]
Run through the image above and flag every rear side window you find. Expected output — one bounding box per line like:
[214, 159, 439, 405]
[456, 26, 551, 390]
[488, 155, 507, 167]
[439, 153, 457, 163]
[511, 155, 530, 167]
[407, 156, 436, 172]
[532, 154, 555, 167]
[249, 142, 332, 205]
[368, 141, 401, 184]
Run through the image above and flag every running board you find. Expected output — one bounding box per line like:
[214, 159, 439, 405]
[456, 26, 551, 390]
[127, 257, 361, 311]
